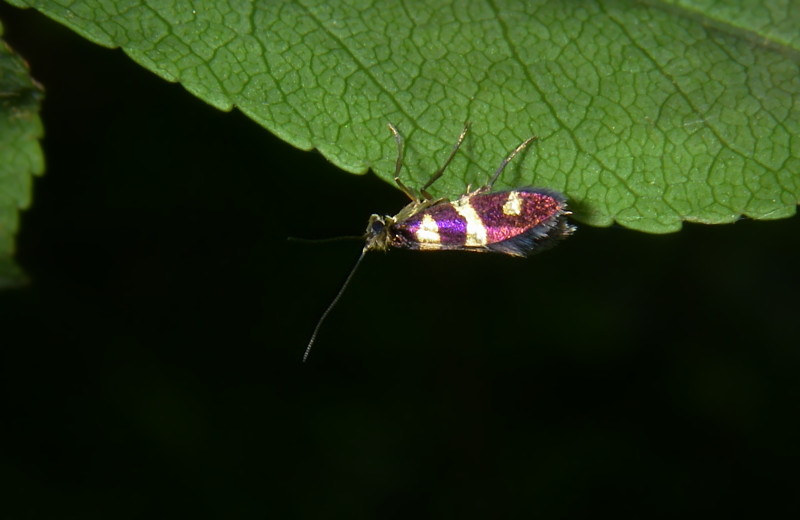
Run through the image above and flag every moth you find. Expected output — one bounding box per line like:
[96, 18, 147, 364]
[304, 124, 575, 361]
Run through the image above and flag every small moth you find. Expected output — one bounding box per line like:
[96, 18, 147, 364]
[304, 123, 575, 361]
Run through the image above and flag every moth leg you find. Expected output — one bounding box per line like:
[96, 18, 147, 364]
[485, 135, 538, 191]
[420, 122, 471, 199]
[387, 123, 418, 202]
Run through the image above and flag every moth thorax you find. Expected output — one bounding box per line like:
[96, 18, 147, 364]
[365, 214, 394, 251]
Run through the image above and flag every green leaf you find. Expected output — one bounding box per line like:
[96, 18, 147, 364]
[5, 0, 799, 233]
[0, 21, 44, 287]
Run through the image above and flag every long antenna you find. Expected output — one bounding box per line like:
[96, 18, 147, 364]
[287, 235, 364, 244]
[303, 246, 369, 362]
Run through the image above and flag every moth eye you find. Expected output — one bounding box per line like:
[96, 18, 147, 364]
[371, 220, 385, 234]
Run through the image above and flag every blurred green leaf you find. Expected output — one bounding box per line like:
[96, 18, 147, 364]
[4, 0, 799, 232]
[0, 21, 44, 287]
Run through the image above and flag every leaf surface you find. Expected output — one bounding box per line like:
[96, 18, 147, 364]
[5, 0, 799, 232]
[0, 22, 44, 286]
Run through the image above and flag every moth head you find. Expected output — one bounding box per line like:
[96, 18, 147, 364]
[365, 214, 394, 252]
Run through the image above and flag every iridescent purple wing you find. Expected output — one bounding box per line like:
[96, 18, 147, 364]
[389, 187, 573, 256]
[472, 188, 574, 256]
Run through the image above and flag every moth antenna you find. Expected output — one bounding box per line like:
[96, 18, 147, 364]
[486, 135, 538, 190]
[287, 235, 364, 244]
[303, 247, 369, 362]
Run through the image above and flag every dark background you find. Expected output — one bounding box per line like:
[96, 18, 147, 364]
[2, 5, 799, 517]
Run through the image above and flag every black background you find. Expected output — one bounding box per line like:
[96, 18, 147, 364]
[2, 5, 800, 517]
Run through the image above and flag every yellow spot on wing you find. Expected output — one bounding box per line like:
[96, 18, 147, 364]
[416, 213, 441, 244]
[502, 191, 523, 216]
[452, 198, 487, 246]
